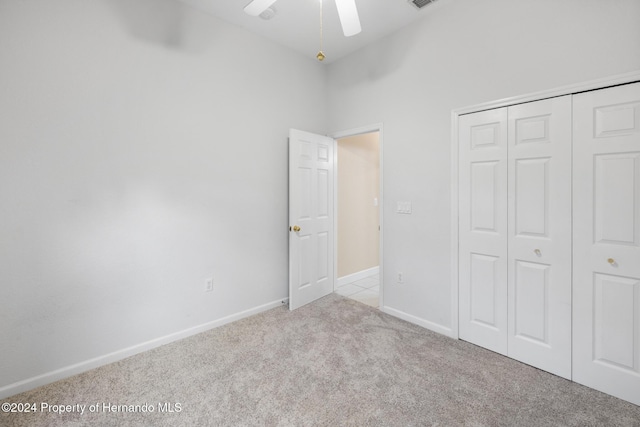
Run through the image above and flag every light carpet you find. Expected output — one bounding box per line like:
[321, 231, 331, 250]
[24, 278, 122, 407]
[1, 294, 639, 426]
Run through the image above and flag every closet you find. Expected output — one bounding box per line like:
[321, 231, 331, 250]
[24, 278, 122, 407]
[458, 81, 640, 406]
[458, 95, 572, 379]
[572, 83, 640, 405]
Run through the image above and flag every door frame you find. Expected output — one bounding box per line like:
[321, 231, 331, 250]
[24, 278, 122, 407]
[332, 123, 384, 308]
[450, 70, 640, 340]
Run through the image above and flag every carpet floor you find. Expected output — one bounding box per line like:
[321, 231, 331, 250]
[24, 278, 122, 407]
[1, 293, 639, 426]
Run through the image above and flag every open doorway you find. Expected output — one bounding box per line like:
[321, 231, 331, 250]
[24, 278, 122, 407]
[334, 130, 381, 308]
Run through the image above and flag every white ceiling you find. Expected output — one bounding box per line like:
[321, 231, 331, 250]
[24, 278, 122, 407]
[177, 0, 438, 63]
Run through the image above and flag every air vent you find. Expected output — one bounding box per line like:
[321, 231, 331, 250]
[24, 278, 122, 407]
[409, 0, 436, 9]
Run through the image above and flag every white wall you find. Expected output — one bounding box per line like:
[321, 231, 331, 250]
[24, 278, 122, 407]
[327, 0, 640, 334]
[0, 0, 326, 396]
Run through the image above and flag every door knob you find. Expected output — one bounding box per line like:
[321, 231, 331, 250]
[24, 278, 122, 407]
[534, 249, 541, 256]
[292, 225, 301, 232]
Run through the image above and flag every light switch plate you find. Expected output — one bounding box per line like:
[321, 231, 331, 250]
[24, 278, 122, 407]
[397, 201, 412, 214]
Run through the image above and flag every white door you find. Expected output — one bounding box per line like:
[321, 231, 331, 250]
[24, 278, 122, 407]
[289, 129, 334, 310]
[573, 82, 640, 405]
[507, 96, 572, 379]
[459, 108, 509, 355]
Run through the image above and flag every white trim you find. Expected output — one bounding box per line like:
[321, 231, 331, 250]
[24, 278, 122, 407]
[378, 126, 384, 309]
[333, 134, 339, 294]
[381, 306, 455, 339]
[454, 70, 640, 116]
[337, 266, 380, 287]
[331, 123, 384, 308]
[450, 109, 460, 339]
[450, 70, 640, 342]
[332, 123, 384, 140]
[0, 298, 287, 400]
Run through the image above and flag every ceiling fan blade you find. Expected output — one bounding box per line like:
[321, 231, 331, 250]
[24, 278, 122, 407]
[335, 0, 361, 37]
[244, 0, 278, 17]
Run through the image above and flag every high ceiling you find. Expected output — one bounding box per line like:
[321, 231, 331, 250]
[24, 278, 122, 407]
[177, 0, 439, 63]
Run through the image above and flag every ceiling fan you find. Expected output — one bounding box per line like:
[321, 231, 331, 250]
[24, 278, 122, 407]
[243, 0, 362, 37]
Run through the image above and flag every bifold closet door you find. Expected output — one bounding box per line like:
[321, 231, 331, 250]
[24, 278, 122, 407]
[459, 108, 508, 355]
[573, 82, 640, 406]
[507, 96, 572, 379]
[459, 98, 572, 374]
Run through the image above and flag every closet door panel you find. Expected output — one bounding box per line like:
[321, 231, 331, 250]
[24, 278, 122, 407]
[513, 260, 550, 342]
[459, 109, 508, 355]
[507, 96, 572, 379]
[594, 153, 640, 246]
[573, 82, 640, 406]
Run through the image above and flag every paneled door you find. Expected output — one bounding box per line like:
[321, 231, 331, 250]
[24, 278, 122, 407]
[289, 129, 334, 310]
[573, 82, 640, 405]
[507, 96, 572, 379]
[459, 109, 509, 355]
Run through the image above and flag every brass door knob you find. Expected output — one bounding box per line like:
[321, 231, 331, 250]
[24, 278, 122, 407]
[292, 225, 301, 232]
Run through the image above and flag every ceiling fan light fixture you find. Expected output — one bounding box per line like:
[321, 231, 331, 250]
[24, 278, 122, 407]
[259, 7, 277, 20]
[244, 0, 277, 17]
[335, 0, 361, 37]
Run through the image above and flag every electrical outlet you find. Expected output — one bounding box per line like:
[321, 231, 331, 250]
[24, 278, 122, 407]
[205, 278, 214, 292]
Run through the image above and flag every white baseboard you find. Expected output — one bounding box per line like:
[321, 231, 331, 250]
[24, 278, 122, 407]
[0, 298, 288, 400]
[337, 266, 379, 287]
[381, 306, 455, 339]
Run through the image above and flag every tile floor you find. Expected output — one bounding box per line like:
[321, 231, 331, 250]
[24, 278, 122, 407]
[335, 274, 379, 308]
